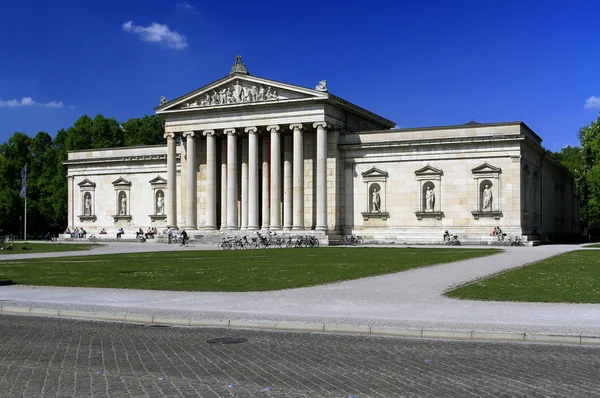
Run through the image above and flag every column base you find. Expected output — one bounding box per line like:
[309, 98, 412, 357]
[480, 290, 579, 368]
[315, 225, 328, 231]
[181, 225, 197, 230]
[226, 226, 238, 230]
[247, 225, 260, 230]
[204, 226, 217, 230]
[292, 226, 304, 231]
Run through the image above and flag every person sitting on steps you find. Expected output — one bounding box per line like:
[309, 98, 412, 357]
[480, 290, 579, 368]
[116, 228, 124, 239]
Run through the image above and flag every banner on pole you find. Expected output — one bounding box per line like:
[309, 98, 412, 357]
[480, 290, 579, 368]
[19, 164, 27, 199]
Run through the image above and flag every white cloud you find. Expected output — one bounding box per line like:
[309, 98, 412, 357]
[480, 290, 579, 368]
[122, 21, 188, 49]
[176, 2, 195, 11]
[584, 95, 600, 110]
[0, 96, 64, 108]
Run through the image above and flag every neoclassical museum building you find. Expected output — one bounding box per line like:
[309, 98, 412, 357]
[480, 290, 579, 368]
[65, 57, 580, 244]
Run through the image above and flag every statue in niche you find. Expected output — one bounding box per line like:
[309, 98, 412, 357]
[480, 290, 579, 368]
[84, 196, 91, 215]
[482, 184, 493, 211]
[372, 188, 381, 212]
[426, 186, 435, 211]
[156, 192, 164, 215]
[120, 194, 127, 215]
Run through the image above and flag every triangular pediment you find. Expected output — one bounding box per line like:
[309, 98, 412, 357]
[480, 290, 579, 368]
[361, 167, 389, 178]
[78, 178, 96, 188]
[472, 162, 502, 174]
[149, 175, 167, 184]
[156, 74, 329, 112]
[415, 165, 443, 176]
[112, 177, 131, 186]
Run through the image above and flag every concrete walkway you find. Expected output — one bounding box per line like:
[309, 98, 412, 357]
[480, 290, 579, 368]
[1, 242, 599, 344]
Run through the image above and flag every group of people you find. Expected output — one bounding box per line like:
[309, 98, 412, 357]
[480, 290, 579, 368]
[166, 227, 188, 245]
[64, 227, 87, 238]
[492, 226, 505, 240]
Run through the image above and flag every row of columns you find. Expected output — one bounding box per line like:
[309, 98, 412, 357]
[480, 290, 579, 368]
[164, 122, 329, 231]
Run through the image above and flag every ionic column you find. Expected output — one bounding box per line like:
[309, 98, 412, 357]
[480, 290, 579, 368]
[261, 135, 270, 229]
[164, 132, 178, 228]
[314, 122, 328, 230]
[241, 133, 249, 230]
[203, 130, 216, 229]
[225, 128, 238, 230]
[283, 132, 293, 230]
[220, 139, 227, 229]
[291, 123, 304, 230]
[183, 131, 197, 229]
[246, 127, 259, 230]
[268, 125, 281, 229]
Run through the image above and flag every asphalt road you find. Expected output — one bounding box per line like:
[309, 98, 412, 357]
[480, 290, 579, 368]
[1, 315, 599, 397]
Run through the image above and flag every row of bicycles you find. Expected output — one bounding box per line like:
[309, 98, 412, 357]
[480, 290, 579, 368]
[217, 232, 320, 250]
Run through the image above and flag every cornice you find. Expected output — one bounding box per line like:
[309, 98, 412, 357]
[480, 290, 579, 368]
[338, 135, 525, 151]
[63, 154, 176, 166]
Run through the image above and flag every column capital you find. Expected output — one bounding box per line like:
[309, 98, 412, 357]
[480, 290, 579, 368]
[245, 126, 258, 134]
[289, 123, 304, 131]
[266, 125, 280, 133]
[202, 129, 215, 136]
[182, 131, 195, 138]
[224, 128, 237, 135]
[164, 132, 176, 139]
[313, 122, 328, 129]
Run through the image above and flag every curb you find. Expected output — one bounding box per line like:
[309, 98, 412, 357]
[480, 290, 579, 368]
[1, 305, 597, 346]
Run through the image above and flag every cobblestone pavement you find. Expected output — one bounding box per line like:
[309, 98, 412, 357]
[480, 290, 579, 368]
[1, 315, 599, 397]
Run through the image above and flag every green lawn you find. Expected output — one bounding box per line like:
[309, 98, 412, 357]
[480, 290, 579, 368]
[0, 242, 99, 255]
[0, 247, 500, 292]
[584, 244, 600, 248]
[446, 250, 600, 303]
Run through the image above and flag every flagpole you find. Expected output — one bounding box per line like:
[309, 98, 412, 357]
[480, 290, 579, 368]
[24, 195, 27, 241]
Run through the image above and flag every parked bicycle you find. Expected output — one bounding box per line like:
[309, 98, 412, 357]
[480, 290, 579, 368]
[343, 234, 363, 246]
[508, 235, 524, 246]
[88, 234, 98, 243]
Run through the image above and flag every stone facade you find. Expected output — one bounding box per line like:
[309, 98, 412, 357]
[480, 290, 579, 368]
[64, 58, 579, 243]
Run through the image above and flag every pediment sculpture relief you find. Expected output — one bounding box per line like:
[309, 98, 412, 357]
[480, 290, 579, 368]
[191, 81, 280, 108]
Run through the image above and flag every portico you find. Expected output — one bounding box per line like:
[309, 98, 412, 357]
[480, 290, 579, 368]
[155, 57, 393, 233]
[162, 122, 328, 232]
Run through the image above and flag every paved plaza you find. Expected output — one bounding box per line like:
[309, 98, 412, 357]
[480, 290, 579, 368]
[1, 315, 599, 397]
[1, 243, 599, 339]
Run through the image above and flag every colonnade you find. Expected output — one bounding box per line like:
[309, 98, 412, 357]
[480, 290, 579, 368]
[163, 122, 329, 231]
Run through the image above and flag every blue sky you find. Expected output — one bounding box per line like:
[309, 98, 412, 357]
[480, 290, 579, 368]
[1, 0, 599, 151]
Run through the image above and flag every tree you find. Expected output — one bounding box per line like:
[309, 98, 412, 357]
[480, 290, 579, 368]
[0, 112, 166, 237]
[122, 115, 165, 146]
